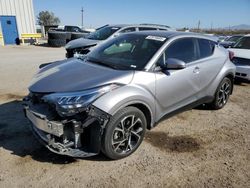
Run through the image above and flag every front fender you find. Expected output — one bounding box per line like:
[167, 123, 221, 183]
[92, 85, 156, 126]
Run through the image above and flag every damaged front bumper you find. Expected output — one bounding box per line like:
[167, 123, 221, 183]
[23, 102, 110, 158]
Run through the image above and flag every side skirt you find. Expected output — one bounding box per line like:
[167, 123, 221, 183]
[153, 96, 214, 128]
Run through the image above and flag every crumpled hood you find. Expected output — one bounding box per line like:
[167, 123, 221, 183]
[65, 38, 100, 50]
[229, 48, 250, 59]
[29, 58, 134, 93]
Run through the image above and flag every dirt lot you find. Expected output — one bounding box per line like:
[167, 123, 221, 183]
[0, 46, 249, 188]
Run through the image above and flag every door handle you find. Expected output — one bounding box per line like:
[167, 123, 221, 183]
[193, 66, 200, 74]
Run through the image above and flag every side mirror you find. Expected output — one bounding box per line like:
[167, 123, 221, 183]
[160, 58, 186, 70]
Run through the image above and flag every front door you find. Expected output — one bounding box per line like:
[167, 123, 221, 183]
[0, 16, 19, 45]
[155, 37, 200, 120]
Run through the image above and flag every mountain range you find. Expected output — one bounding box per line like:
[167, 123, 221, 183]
[226, 24, 250, 30]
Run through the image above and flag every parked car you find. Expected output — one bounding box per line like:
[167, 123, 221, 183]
[50, 25, 90, 33]
[48, 25, 91, 47]
[204, 34, 219, 42]
[23, 31, 235, 159]
[218, 35, 228, 43]
[230, 34, 250, 82]
[65, 24, 175, 58]
[219, 35, 243, 48]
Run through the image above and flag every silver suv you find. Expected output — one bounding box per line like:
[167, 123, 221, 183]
[24, 31, 236, 159]
[65, 24, 175, 58]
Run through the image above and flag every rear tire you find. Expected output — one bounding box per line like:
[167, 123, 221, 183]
[102, 107, 146, 160]
[48, 31, 67, 40]
[209, 77, 232, 110]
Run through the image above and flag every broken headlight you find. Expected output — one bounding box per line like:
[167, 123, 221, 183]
[42, 84, 121, 116]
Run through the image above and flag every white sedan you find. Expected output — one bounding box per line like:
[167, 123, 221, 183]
[230, 34, 250, 82]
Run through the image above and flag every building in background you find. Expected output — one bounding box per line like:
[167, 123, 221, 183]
[0, 0, 39, 45]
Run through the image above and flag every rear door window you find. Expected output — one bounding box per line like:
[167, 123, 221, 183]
[198, 39, 215, 59]
[165, 38, 198, 63]
[233, 37, 250, 49]
[138, 27, 157, 31]
[120, 27, 136, 33]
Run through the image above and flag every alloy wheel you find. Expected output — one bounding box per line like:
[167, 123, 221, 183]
[217, 80, 231, 107]
[111, 115, 144, 154]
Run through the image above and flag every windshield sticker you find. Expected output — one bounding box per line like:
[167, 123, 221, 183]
[146, 36, 166, 42]
[130, 65, 137, 68]
[112, 27, 119, 30]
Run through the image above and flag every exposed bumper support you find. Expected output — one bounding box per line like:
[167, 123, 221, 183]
[31, 124, 97, 158]
[23, 104, 110, 158]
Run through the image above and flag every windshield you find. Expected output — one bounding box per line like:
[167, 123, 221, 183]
[226, 36, 242, 42]
[86, 26, 121, 40]
[233, 37, 250, 49]
[87, 34, 166, 70]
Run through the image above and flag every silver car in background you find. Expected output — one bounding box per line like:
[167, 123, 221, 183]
[24, 31, 235, 159]
[65, 24, 175, 58]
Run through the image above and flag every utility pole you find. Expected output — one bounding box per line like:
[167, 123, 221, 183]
[81, 7, 84, 28]
[210, 22, 213, 31]
[197, 20, 201, 31]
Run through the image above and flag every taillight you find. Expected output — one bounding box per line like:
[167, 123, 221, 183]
[229, 51, 234, 61]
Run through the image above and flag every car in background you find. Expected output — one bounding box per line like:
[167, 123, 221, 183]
[218, 35, 228, 43]
[204, 34, 219, 42]
[48, 25, 91, 47]
[50, 25, 90, 34]
[230, 34, 250, 82]
[219, 35, 243, 48]
[24, 31, 235, 159]
[65, 24, 175, 58]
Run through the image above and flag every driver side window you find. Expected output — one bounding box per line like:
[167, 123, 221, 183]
[165, 38, 197, 63]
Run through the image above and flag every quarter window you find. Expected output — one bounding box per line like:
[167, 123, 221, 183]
[198, 39, 215, 59]
[165, 38, 197, 63]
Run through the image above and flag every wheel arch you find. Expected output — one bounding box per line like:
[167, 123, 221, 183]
[93, 85, 156, 129]
[225, 73, 234, 94]
[126, 103, 153, 130]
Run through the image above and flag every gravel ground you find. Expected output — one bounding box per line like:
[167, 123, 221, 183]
[0, 46, 249, 188]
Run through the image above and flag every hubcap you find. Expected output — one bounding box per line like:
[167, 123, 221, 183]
[111, 115, 143, 154]
[218, 81, 231, 106]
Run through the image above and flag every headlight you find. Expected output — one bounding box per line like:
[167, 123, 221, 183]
[42, 84, 121, 116]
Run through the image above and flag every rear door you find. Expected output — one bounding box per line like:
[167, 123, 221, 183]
[155, 37, 200, 119]
[194, 38, 225, 98]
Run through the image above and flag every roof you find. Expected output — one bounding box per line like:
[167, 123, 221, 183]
[123, 31, 218, 41]
[106, 24, 175, 30]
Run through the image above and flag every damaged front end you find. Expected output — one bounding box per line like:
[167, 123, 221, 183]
[23, 91, 110, 158]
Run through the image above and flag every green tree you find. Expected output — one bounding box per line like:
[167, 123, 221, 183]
[37, 11, 60, 26]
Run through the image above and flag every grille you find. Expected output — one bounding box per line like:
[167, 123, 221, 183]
[236, 72, 247, 77]
[28, 92, 59, 120]
[29, 92, 46, 104]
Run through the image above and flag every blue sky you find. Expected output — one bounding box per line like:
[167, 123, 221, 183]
[34, 0, 250, 29]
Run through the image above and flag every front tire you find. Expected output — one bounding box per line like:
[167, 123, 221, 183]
[209, 77, 232, 110]
[102, 107, 146, 160]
